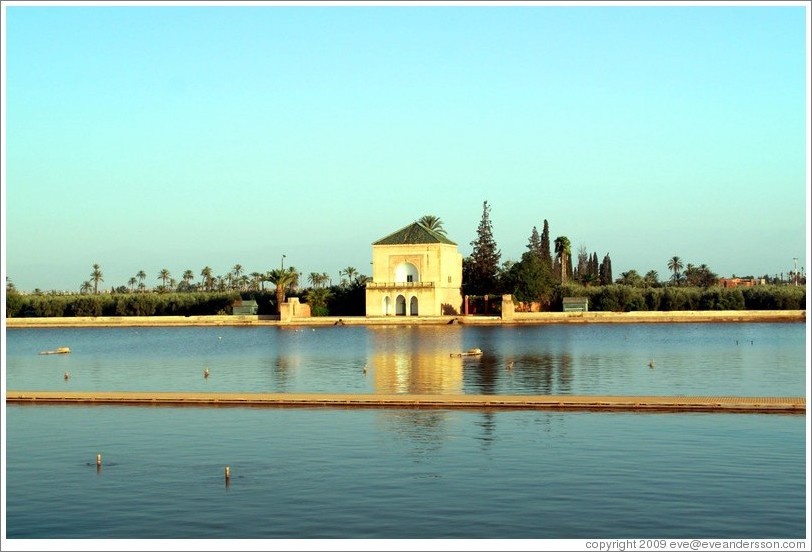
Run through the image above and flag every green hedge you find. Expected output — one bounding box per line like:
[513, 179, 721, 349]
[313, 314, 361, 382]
[740, 285, 806, 310]
[7, 292, 243, 318]
[5, 284, 805, 318]
[550, 284, 801, 312]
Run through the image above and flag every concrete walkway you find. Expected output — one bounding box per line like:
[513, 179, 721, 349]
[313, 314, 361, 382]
[6, 391, 805, 414]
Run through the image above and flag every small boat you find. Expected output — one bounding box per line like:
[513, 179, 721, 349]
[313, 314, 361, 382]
[39, 347, 71, 355]
[450, 348, 483, 358]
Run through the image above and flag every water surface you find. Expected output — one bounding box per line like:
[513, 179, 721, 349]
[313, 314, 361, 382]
[5, 405, 806, 539]
[4, 322, 807, 539]
[5, 323, 806, 396]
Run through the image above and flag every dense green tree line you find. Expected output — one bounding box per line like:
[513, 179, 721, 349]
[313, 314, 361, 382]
[5, 282, 370, 318]
[5, 281, 804, 318]
[5, 291, 242, 318]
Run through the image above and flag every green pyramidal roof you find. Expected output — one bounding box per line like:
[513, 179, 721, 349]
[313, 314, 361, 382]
[373, 222, 457, 246]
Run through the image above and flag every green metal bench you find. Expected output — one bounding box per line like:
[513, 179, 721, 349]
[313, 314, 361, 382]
[232, 299, 259, 315]
[562, 297, 588, 312]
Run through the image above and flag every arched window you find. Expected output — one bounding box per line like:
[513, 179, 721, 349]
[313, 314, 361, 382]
[409, 296, 418, 316]
[383, 296, 392, 315]
[394, 262, 419, 283]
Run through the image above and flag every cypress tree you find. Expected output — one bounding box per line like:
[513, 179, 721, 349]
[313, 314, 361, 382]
[600, 254, 613, 286]
[527, 226, 542, 258]
[576, 245, 589, 280]
[540, 220, 552, 271]
[468, 200, 501, 295]
[518, 226, 555, 297]
[590, 252, 599, 280]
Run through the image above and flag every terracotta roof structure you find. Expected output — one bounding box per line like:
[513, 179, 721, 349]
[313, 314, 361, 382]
[373, 222, 456, 246]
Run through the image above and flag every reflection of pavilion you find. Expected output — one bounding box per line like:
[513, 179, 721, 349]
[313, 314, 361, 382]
[268, 327, 306, 391]
[368, 327, 464, 394]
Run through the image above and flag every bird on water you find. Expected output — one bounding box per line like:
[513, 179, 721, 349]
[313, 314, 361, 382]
[204, 368, 210, 378]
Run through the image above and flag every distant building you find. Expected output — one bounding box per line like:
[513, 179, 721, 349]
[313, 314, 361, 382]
[365, 222, 463, 316]
[718, 277, 764, 288]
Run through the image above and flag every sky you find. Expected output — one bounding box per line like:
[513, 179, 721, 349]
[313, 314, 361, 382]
[2, 1, 810, 293]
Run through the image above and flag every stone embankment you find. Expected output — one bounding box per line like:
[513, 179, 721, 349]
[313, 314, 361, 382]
[5, 390, 805, 414]
[3, 310, 805, 328]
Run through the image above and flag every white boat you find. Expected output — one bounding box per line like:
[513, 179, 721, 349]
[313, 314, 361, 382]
[450, 348, 483, 358]
[39, 347, 71, 355]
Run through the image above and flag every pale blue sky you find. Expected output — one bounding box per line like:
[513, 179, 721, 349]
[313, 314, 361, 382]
[2, 2, 809, 292]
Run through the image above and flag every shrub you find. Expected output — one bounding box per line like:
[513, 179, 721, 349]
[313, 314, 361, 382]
[589, 285, 645, 312]
[699, 287, 745, 310]
[5, 291, 24, 317]
[70, 296, 103, 317]
[741, 285, 805, 309]
[720, 289, 745, 310]
[643, 288, 661, 311]
[32, 295, 69, 317]
[132, 294, 159, 316]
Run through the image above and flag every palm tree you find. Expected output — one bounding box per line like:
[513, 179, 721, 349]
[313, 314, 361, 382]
[667, 256, 684, 286]
[683, 263, 696, 286]
[617, 270, 643, 287]
[80, 280, 93, 294]
[643, 270, 659, 287]
[158, 269, 171, 289]
[340, 266, 358, 286]
[200, 266, 213, 292]
[418, 215, 446, 235]
[308, 272, 324, 288]
[127, 277, 137, 292]
[183, 270, 194, 286]
[267, 267, 299, 313]
[304, 287, 332, 316]
[250, 272, 263, 291]
[289, 266, 302, 292]
[90, 264, 104, 295]
[232, 264, 244, 290]
[581, 272, 599, 287]
[554, 236, 571, 283]
[137, 270, 147, 292]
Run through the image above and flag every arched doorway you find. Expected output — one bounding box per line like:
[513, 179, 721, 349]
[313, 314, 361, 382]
[409, 296, 418, 316]
[383, 296, 391, 316]
[395, 295, 407, 316]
